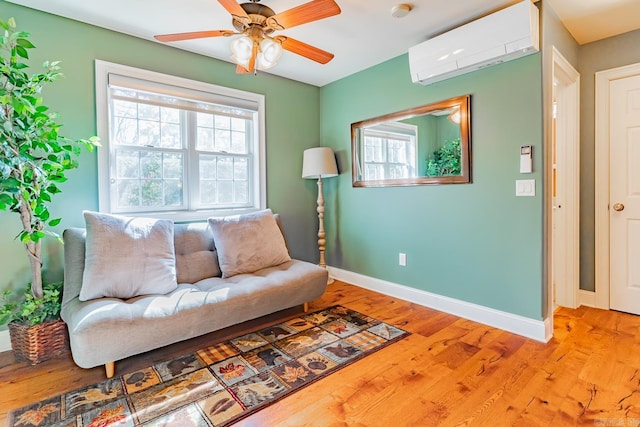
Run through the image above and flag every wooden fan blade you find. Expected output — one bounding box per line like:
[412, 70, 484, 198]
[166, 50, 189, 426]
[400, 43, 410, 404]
[277, 36, 334, 64]
[154, 30, 234, 42]
[236, 64, 250, 74]
[217, 0, 251, 25]
[266, 0, 341, 31]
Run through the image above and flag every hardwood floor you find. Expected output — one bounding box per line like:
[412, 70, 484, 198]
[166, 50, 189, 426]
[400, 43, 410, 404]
[2, 280, 640, 426]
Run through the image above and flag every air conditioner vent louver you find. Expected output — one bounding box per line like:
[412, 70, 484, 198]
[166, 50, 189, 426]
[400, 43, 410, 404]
[408, 0, 539, 85]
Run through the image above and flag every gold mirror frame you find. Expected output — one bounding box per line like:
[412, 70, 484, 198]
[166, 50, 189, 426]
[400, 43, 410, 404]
[351, 94, 471, 187]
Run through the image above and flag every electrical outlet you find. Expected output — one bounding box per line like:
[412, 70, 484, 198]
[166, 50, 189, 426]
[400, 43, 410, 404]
[399, 253, 407, 267]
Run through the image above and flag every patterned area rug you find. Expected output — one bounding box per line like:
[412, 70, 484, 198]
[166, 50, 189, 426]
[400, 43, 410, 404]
[8, 305, 409, 426]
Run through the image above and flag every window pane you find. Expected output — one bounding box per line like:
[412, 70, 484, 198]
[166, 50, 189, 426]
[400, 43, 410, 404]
[231, 117, 245, 131]
[197, 112, 213, 127]
[161, 107, 180, 124]
[138, 103, 159, 121]
[113, 100, 137, 118]
[160, 123, 181, 149]
[197, 127, 215, 151]
[116, 151, 139, 178]
[112, 117, 138, 146]
[217, 157, 233, 180]
[117, 180, 140, 208]
[364, 137, 385, 162]
[163, 153, 183, 180]
[138, 120, 160, 147]
[217, 180, 233, 204]
[215, 115, 230, 130]
[389, 164, 407, 179]
[199, 155, 217, 180]
[200, 180, 217, 204]
[141, 152, 162, 179]
[364, 164, 384, 180]
[234, 157, 248, 180]
[215, 129, 231, 152]
[164, 180, 183, 206]
[234, 181, 248, 203]
[141, 180, 163, 207]
[388, 140, 405, 163]
[231, 131, 246, 154]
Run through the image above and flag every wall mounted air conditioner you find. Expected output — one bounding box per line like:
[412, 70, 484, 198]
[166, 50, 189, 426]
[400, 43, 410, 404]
[408, 0, 539, 85]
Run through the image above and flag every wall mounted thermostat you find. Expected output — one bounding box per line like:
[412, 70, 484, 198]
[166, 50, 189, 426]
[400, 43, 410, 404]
[520, 145, 532, 173]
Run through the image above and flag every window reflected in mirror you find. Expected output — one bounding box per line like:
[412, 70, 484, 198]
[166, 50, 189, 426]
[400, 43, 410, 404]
[361, 122, 417, 180]
[352, 95, 471, 187]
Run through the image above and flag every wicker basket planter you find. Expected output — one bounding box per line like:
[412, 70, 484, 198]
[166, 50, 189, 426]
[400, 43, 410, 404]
[8, 318, 70, 365]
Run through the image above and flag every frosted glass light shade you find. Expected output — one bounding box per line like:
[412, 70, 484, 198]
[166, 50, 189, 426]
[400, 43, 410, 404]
[230, 36, 253, 67]
[302, 147, 338, 179]
[258, 38, 283, 70]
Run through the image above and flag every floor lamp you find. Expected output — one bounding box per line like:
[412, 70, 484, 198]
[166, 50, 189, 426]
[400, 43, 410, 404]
[302, 147, 338, 282]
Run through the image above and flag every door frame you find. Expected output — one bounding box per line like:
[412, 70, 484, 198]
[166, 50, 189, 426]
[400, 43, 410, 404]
[594, 62, 640, 309]
[549, 47, 580, 310]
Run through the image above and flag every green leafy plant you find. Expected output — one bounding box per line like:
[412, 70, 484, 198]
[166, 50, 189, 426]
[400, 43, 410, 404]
[425, 137, 461, 177]
[0, 18, 99, 298]
[0, 282, 62, 326]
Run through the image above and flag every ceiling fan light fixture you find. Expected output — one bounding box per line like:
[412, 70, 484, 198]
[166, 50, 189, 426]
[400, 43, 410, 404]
[257, 37, 283, 69]
[230, 35, 253, 64]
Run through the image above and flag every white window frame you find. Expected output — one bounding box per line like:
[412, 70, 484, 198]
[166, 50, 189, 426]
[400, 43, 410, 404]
[95, 60, 266, 221]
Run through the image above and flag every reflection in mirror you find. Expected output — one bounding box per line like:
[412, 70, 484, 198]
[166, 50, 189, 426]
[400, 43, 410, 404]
[352, 95, 471, 187]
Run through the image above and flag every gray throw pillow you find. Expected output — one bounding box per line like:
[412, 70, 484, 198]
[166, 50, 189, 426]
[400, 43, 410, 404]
[80, 211, 178, 301]
[174, 223, 221, 283]
[208, 209, 291, 278]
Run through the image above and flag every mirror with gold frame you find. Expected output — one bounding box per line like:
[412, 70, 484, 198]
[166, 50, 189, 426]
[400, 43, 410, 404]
[351, 94, 471, 187]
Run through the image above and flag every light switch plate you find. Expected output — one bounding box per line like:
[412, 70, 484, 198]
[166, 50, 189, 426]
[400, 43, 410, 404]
[516, 179, 535, 196]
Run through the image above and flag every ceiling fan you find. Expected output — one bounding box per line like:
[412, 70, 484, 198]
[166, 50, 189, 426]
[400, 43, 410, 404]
[154, 0, 341, 74]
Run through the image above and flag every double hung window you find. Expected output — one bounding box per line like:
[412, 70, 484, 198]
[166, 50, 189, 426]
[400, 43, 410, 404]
[95, 61, 265, 219]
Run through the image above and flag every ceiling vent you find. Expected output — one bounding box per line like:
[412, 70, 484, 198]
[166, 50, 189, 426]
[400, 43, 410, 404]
[408, 0, 539, 85]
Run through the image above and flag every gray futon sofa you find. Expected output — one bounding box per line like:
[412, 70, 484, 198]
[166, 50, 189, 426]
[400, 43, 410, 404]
[61, 213, 328, 378]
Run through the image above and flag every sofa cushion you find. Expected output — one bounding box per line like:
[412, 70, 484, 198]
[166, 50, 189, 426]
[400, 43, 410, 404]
[79, 211, 177, 301]
[208, 209, 291, 278]
[174, 223, 221, 283]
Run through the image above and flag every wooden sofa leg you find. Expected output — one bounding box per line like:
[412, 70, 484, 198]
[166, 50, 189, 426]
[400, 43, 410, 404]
[303, 302, 309, 313]
[105, 362, 115, 378]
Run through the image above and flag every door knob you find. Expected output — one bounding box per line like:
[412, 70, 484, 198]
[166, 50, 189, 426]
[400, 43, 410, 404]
[613, 203, 625, 212]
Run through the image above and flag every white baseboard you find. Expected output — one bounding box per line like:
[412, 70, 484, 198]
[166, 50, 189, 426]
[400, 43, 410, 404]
[578, 289, 596, 308]
[328, 266, 551, 343]
[0, 329, 11, 353]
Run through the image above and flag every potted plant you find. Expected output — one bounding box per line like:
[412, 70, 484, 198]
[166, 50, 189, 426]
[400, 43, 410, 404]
[0, 17, 99, 299]
[0, 17, 98, 361]
[0, 282, 69, 364]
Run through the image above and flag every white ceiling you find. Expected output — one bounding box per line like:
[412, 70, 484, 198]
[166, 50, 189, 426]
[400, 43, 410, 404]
[545, 0, 640, 45]
[7, 0, 640, 87]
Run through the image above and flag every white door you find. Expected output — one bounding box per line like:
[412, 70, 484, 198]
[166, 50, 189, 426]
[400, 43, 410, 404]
[609, 74, 640, 314]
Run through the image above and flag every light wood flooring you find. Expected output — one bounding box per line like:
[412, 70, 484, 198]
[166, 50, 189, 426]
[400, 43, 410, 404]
[2, 280, 640, 426]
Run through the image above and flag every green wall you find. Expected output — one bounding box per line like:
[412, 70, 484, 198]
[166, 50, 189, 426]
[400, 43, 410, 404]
[320, 54, 544, 320]
[0, 4, 321, 297]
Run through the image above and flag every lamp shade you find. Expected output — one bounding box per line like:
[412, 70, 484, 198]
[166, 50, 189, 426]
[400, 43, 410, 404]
[302, 147, 338, 179]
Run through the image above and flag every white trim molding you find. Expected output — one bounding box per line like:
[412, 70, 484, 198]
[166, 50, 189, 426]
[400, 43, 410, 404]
[0, 329, 11, 353]
[595, 62, 640, 310]
[329, 267, 551, 343]
[578, 290, 596, 308]
[550, 46, 581, 311]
